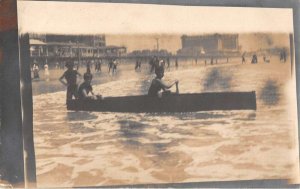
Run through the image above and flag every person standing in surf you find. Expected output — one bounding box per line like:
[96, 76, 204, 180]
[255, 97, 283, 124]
[44, 63, 50, 81]
[135, 59, 139, 71]
[149, 56, 159, 73]
[112, 58, 118, 74]
[135, 59, 142, 71]
[32, 62, 40, 79]
[84, 63, 92, 79]
[59, 61, 81, 103]
[242, 53, 246, 64]
[166, 56, 170, 68]
[148, 60, 179, 97]
[97, 59, 102, 72]
[251, 54, 258, 64]
[108, 59, 113, 73]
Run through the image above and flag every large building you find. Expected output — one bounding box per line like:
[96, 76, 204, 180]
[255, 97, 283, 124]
[29, 34, 106, 47]
[29, 34, 126, 65]
[43, 34, 106, 47]
[177, 34, 239, 56]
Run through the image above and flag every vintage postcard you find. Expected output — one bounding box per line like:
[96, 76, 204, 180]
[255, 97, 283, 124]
[17, 1, 299, 187]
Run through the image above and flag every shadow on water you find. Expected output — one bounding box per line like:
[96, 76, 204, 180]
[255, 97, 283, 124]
[202, 68, 232, 91]
[117, 119, 147, 146]
[260, 79, 280, 106]
[144, 111, 231, 121]
[67, 111, 98, 121]
[66, 111, 98, 133]
[233, 112, 257, 121]
[117, 120, 175, 157]
[118, 120, 147, 138]
[68, 122, 97, 133]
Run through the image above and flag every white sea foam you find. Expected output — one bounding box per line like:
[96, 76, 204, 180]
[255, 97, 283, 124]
[32, 60, 298, 187]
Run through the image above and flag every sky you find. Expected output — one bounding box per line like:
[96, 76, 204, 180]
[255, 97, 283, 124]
[104, 34, 291, 53]
[105, 34, 181, 53]
[17, 1, 293, 52]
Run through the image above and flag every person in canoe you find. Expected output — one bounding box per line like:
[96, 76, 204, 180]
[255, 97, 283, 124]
[59, 61, 81, 103]
[148, 60, 179, 97]
[78, 68, 101, 100]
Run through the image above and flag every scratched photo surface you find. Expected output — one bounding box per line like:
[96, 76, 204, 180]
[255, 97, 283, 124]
[17, 2, 299, 187]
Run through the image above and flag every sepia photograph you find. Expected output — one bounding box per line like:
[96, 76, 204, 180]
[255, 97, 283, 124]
[14, 1, 300, 187]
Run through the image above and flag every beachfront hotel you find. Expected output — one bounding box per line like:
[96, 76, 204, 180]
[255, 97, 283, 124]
[28, 34, 127, 66]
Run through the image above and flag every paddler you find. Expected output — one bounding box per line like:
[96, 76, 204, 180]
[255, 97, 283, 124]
[59, 61, 81, 103]
[148, 60, 179, 97]
[78, 70, 101, 100]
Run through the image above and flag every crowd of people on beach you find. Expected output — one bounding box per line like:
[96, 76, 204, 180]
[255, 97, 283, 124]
[31, 49, 288, 82]
[31, 50, 288, 103]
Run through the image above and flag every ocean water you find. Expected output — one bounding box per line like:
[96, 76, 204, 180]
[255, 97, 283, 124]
[32, 57, 299, 187]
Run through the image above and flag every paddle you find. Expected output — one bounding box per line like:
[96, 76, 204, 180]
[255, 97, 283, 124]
[175, 81, 179, 94]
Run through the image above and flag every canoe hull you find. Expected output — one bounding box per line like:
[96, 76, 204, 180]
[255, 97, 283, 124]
[67, 91, 256, 113]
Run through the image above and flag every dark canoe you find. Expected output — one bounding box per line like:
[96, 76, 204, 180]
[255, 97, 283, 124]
[67, 91, 256, 113]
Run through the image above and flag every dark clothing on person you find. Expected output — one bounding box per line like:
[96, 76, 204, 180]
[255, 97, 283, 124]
[149, 59, 155, 73]
[149, 57, 159, 73]
[251, 55, 258, 64]
[95, 61, 102, 72]
[84, 72, 93, 80]
[61, 69, 80, 101]
[67, 84, 78, 101]
[280, 51, 286, 63]
[135, 60, 142, 71]
[135, 61, 139, 70]
[78, 82, 93, 100]
[62, 69, 80, 86]
[113, 63, 117, 73]
[32, 64, 39, 79]
[148, 78, 164, 96]
[108, 61, 113, 73]
[33, 70, 39, 79]
[242, 56, 246, 64]
[138, 61, 142, 68]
